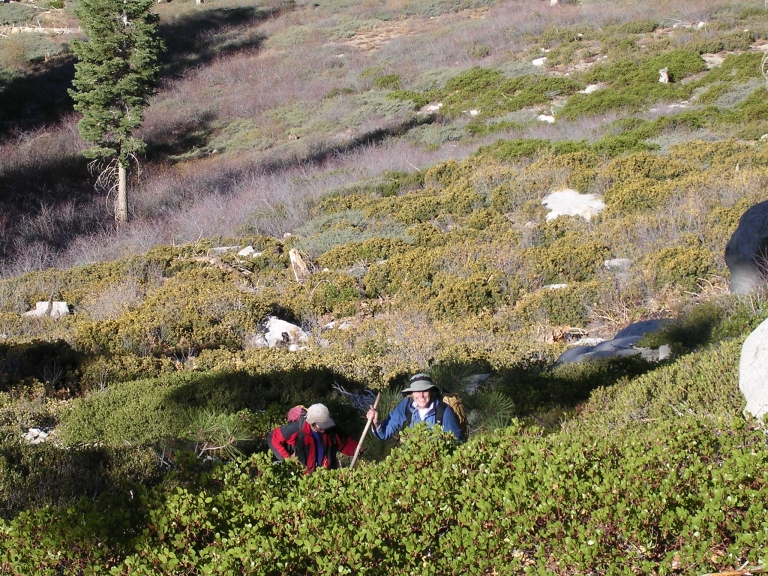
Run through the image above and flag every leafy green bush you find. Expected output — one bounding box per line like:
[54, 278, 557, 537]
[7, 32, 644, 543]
[0, 441, 160, 518]
[436, 68, 582, 117]
[0, 3, 39, 26]
[603, 18, 658, 35]
[372, 73, 401, 90]
[643, 236, 714, 292]
[515, 282, 599, 326]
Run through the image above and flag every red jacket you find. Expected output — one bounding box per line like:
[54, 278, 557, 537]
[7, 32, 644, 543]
[267, 419, 358, 472]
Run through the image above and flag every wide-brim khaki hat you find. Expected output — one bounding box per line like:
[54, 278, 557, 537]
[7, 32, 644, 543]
[401, 373, 440, 396]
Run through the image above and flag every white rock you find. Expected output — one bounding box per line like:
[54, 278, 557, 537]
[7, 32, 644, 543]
[579, 84, 602, 94]
[209, 246, 238, 256]
[697, 21, 706, 29]
[23, 302, 70, 318]
[542, 189, 605, 222]
[263, 316, 308, 348]
[740, 316, 768, 421]
[237, 246, 256, 257]
[532, 57, 547, 67]
[468, 109, 480, 116]
[537, 114, 555, 123]
[604, 258, 631, 272]
[544, 283, 568, 290]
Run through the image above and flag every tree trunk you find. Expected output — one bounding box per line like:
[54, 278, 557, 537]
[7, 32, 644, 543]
[116, 162, 128, 224]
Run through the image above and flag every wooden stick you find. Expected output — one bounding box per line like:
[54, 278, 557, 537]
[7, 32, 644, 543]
[349, 392, 381, 469]
[701, 564, 765, 576]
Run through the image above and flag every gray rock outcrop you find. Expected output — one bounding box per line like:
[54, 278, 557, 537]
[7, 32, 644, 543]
[740, 316, 768, 421]
[725, 200, 768, 294]
[556, 319, 673, 364]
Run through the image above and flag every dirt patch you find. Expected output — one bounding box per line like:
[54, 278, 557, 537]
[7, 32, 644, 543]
[341, 8, 486, 52]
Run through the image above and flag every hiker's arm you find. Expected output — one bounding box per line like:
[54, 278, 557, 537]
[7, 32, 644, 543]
[270, 424, 296, 459]
[441, 406, 463, 442]
[371, 398, 408, 440]
[335, 430, 358, 457]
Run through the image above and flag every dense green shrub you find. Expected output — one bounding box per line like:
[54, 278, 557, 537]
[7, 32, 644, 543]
[643, 236, 714, 292]
[318, 237, 411, 270]
[603, 18, 659, 35]
[515, 282, 599, 326]
[0, 441, 160, 518]
[603, 176, 675, 215]
[75, 268, 274, 357]
[436, 68, 582, 117]
[372, 73, 401, 90]
[61, 362, 353, 446]
[308, 271, 361, 317]
[430, 272, 505, 317]
[0, 339, 82, 394]
[4, 412, 766, 575]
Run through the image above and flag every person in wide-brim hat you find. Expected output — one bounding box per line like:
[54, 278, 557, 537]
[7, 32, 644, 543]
[366, 373, 462, 441]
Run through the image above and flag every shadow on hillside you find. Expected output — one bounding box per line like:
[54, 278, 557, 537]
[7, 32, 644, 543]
[0, 55, 76, 138]
[494, 355, 658, 429]
[0, 442, 158, 524]
[144, 109, 219, 160]
[0, 153, 103, 266]
[158, 5, 279, 78]
[0, 339, 85, 395]
[163, 366, 367, 438]
[260, 115, 436, 175]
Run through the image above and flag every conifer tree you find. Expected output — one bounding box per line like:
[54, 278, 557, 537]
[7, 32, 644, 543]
[69, 0, 163, 224]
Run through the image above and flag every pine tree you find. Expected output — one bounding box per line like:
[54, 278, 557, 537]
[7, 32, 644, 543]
[69, 0, 163, 224]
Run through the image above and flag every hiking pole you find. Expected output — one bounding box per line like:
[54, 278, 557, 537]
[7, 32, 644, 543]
[349, 391, 381, 469]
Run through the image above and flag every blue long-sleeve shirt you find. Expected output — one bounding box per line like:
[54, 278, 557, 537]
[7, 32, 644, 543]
[371, 397, 462, 441]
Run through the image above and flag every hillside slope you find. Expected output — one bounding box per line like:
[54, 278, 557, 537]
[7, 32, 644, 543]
[1, 0, 768, 573]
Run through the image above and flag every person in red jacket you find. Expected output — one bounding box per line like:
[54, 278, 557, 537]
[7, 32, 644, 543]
[267, 403, 358, 473]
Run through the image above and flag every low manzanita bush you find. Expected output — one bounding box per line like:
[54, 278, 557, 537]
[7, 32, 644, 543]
[1, 418, 766, 575]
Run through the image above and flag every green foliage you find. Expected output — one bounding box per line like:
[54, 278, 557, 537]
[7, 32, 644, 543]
[560, 50, 706, 119]
[69, 0, 164, 166]
[386, 89, 430, 109]
[0, 440, 160, 518]
[527, 219, 609, 284]
[516, 282, 600, 327]
[297, 209, 410, 258]
[308, 271, 361, 317]
[603, 18, 659, 35]
[372, 73, 401, 90]
[644, 236, 714, 292]
[61, 363, 344, 446]
[0, 3, 39, 26]
[184, 408, 251, 460]
[318, 237, 411, 270]
[5, 409, 766, 575]
[436, 68, 582, 117]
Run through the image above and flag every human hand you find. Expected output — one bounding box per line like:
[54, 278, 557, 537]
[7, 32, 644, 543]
[366, 406, 379, 426]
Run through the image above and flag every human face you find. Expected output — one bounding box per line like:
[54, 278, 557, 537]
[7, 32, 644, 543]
[310, 422, 326, 434]
[412, 390, 432, 409]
